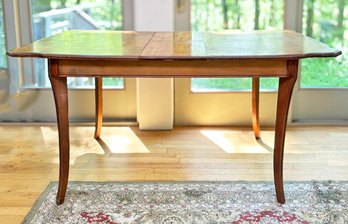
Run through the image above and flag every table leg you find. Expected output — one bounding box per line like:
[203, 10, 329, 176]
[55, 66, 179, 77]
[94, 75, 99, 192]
[48, 60, 70, 205]
[94, 77, 103, 139]
[274, 60, 298, 204]
[252, 77, 261, 139]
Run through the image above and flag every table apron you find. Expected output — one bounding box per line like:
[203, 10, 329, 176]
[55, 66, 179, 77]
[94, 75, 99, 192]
[55, 59, 288, 78]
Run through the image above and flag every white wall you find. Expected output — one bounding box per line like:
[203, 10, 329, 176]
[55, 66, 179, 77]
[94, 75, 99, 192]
[134, 0, 175, 130]
[134, 0, 174, 32]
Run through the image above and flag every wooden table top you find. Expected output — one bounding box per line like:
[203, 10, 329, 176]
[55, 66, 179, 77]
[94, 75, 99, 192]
[7, 30, 341, 60]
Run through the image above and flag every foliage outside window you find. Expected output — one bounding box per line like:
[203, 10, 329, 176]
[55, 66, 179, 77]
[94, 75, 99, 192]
[191, 0, 283, 92]
[301, 0, 347, 88]
[0, 1, 7, 69]
[30, 0, 123, 88]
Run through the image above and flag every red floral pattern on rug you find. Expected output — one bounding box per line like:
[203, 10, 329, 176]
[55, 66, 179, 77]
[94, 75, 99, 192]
[23, 181, 348, 223]
[231, 211, 310, 224]
[81, 212, 119, 224]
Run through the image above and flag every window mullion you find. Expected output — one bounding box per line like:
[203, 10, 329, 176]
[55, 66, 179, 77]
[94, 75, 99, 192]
[3, 0, 21, 93]
[284, 0, 303, 32]
[18, 1, 36, 86]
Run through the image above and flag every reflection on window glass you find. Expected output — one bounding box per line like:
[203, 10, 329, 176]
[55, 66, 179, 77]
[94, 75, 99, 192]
[191, 0, 283, 91]
[301, 0, 347, 88]
[31, 0, 123, 88]
[0, 1, 7, 68]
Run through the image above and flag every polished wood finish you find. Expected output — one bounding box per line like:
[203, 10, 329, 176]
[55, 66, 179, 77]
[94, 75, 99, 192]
[252, 78, 261, 139]
[8, 31, 154, 59]
[274, 60, 299, 203]
[48, 59, 70, 205]
[2, 125, 348, 223]
[8, 30, 341, 59]
[94, 77, 103, 139]
[142, 31, 341, 59]
[7, 30, 341, 205]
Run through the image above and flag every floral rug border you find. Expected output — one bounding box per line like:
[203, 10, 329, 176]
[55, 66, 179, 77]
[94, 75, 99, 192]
[23, 180, 348, 223]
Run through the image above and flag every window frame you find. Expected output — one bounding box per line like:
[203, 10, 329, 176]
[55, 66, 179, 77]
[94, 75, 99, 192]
[0, 0, 7, 70]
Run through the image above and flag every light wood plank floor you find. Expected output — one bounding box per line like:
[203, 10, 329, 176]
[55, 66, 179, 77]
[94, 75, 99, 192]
[1, 125, 348, 223]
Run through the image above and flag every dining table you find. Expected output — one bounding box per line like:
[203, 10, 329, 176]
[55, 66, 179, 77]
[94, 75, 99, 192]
[7, 30, 341, 205]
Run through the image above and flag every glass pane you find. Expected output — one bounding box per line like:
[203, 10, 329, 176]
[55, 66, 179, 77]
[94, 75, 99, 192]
[191, 0, 284, 91]
[30, 0, 123, 89]
[301, 0, 347, 88]
[0, 1, 7, 68]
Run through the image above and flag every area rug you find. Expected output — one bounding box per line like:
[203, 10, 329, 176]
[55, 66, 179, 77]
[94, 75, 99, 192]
[23, 181, 348, 223]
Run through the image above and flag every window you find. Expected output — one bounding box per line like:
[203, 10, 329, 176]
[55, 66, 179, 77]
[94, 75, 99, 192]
[301, 0, 347, 88]
[29, 0, 123, 88]
[191, 0, 284, 91]
[0, 1, 6, 69]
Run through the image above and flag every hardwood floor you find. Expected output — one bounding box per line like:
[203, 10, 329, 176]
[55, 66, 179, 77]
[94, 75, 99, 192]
[1, 125, 348, 223]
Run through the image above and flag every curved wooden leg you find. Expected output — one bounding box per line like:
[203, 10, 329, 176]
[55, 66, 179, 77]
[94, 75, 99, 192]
[252, 77, 261, 139]
[94, 77, 103, 139]
[48, 59, 70, 205]
[274, 60, 298, 204]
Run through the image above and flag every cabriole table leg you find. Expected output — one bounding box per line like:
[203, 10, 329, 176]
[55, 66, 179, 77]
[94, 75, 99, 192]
[273, 60, 298, 204]
[48, 59, 70, 205]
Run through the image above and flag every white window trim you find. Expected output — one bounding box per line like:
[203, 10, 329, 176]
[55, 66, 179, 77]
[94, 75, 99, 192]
[284, 0, 303, 32]
[3, 0, 21, 94]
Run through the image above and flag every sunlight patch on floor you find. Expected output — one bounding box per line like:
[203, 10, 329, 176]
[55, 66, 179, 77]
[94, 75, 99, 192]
[94, 127, 149, 154]
[201, 130, 270, 153]
[40, 126, 59, 146]
[40, 126, 150, 166]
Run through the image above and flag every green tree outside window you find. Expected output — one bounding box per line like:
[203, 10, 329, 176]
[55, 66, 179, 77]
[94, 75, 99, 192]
[301, 0, 347, 88]
[191, 0, 347, 91]
[191, 0, 283, 91]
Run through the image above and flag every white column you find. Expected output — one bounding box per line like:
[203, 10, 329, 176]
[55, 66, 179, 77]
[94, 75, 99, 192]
[284, 0, 303, 32]
[134, 0, 175, 130]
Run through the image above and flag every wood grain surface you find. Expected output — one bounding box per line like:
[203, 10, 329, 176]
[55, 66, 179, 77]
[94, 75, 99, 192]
[7, 30, 341, 60]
